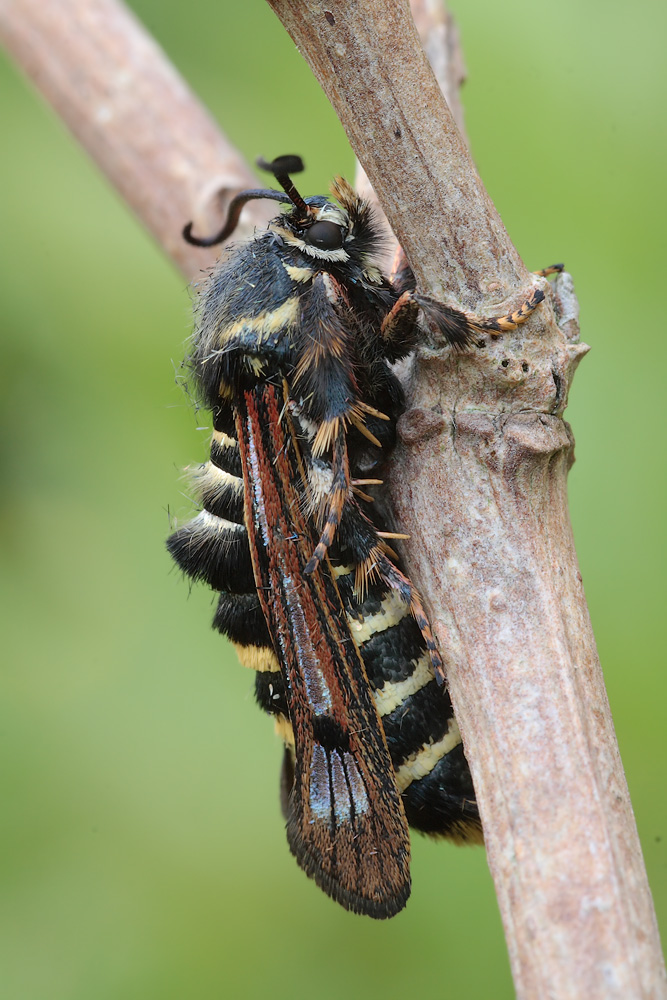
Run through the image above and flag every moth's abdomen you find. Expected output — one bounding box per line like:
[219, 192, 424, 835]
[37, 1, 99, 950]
[188, 461, 245, 522]
[167, 422, 266, 636]
[335, 566, 482, 843]
[166, 511, 253, 593]
[401, 743, 479, 842]
[167, 422, 282, 684]
[213, 592, 269, 647]
[257, 555, 481, 843]
[168, 417, 481, 845]
[210, 431, 243, 477]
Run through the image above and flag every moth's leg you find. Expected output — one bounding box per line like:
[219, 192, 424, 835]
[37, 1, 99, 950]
[467, 263, 561, 334]
[389, 252, 556, 346]
[384, 246, 477, 351]
[380, 291, 420, 355]
[298, 273, 394, 462]
[470, 286, 546, 337]
[295, 273, 362, 443]
[338, 500, 444, 679]
[370, 553, 444, 681]
[533, 263, 564, 278]
[388, 244, 411, 290]
[304, 423, 350, 575]
[293, 272, 384, 571]
[382, 284, 514, 351]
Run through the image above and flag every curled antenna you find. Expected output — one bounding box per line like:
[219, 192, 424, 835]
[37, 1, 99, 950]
[183, 188, 291, 247]
[256, 155, 309, 217]
[183, 154, 308, 248]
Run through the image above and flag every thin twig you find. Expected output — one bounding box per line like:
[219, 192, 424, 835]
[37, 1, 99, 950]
[0, 0, 275, 279]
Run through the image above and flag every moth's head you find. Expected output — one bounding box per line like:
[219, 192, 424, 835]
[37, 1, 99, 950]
[182, 156, 372, 265]
[276, 186, 356, 263]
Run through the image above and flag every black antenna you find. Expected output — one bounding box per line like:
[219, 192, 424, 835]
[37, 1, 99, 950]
[183, 189, 291, 247]
[256, 155, 308, 216]
[183, 154, 307, 248]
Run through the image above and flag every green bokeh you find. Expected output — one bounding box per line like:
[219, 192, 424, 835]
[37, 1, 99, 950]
[1, 1, 665, 996]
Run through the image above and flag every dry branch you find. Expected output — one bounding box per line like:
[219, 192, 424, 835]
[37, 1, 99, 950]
[0, 0, 275, 279]
[264, 1, 666, 998]
[1, 0, 664, 995]
[355, 0, 467, 252]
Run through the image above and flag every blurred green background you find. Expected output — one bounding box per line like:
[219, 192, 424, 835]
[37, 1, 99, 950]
[1, 0, 665, 996]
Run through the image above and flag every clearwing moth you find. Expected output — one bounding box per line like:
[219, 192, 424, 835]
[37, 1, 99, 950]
[168, 156, 560, 917]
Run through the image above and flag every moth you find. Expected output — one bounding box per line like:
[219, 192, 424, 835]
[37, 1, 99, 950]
[168, 156, 558, 918]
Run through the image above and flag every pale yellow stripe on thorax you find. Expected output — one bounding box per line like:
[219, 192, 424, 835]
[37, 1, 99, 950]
[347, 590, 408, 644]
[283, 263, 314, 283]
[394, 718, 462, 793]
[217, 297, 299, 346]
[372, 652, 434, 718]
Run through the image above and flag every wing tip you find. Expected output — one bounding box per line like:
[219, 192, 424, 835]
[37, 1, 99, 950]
[285, 815, 411, 920]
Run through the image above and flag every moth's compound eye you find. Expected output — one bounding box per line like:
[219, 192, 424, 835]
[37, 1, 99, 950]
[305, 220, 344, 250]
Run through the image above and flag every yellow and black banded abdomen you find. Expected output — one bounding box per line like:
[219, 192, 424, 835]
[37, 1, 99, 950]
[336, 566, 481, 843]
[258, 567, 481, 842]
[167, 416, 481, 845]
[167, 423, 274, 667]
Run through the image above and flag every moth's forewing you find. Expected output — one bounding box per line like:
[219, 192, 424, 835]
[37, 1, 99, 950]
[237, 383, 411, 918]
